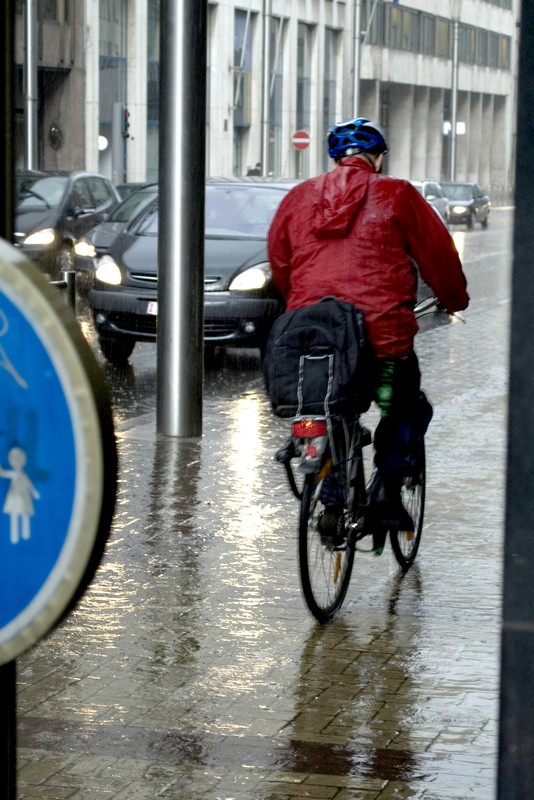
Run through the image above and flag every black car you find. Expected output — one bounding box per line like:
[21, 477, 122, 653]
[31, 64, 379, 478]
[14, 170, 120, 277]
[441, 181, 491, 229]
[89, 180, 296, 364]
[114, 182, 151, 200]
[73, 182, 158, 293]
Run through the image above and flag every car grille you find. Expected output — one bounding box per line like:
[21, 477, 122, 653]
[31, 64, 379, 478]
[106, 312, 241, 339]
[204, 319, 240, 337]
[108, 311, 158, 336]
[128, 274, 223, 289]
[130, 272, 157, 283]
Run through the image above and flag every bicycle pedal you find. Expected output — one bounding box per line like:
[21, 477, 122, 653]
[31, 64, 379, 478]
[320, 533, 346, 550]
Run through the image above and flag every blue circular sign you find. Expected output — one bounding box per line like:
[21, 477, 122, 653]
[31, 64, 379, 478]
[0, 241, 116, 663]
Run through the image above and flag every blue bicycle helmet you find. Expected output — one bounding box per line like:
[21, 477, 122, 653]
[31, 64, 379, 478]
[327, 117, 388, 159]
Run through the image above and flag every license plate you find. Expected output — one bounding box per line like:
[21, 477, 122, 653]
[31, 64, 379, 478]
[147, 301, 158, 315]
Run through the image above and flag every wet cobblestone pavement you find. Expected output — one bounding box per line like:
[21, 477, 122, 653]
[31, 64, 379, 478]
[16, 210, 511, 798]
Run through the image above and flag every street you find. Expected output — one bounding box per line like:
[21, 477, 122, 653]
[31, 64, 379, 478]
[17, 208, 512, 799]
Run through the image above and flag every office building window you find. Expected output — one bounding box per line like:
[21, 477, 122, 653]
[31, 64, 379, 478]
[420, 13, 435, 56]
[476, 29, 488, 66]
[233, 8, 253, 129]
[99, 0, 127, 125]
[322, 28, 339, 171]
[297, 22, 313, 130]
[435, 17, 451, 58]
[268, 16, 285, 177]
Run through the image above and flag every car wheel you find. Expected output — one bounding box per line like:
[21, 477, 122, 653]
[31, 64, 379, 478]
[204, 344, 224, 368]
[481, 216, 489, 229]
[466, 214, 474, 230]
[98, 336, 135, 365]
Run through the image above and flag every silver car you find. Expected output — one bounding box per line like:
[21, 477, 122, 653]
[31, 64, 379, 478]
[410, 180, 449, 224]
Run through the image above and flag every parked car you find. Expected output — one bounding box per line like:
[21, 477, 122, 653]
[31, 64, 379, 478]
[73, 183, 158, 293]
[410, 180, 450, 224]
[114, 183, 150, 200]
[14, 170, 121, 278]
[440, 181, 491, 229]
[89, 180, 296, 364]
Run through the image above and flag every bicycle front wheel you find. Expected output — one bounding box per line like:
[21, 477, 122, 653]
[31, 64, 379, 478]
[389, 444, 426, 571]
[298, 472, 355, 623]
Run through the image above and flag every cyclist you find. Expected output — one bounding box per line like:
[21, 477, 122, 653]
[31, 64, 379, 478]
[267, 117, 469, 539]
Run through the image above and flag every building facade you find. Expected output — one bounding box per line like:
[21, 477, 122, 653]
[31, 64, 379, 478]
[14, 0, 518, 201]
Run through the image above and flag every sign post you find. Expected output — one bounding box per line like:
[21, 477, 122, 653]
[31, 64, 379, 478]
[0, 241, 117, 797]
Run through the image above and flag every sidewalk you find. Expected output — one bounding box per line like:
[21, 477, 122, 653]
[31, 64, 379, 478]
[16, 229, 508, 799]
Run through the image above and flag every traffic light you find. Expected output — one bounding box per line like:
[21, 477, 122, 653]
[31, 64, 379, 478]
[121, 106, 130, 139]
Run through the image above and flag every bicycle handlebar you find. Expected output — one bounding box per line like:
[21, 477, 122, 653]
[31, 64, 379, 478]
[414, 296, 466, 324]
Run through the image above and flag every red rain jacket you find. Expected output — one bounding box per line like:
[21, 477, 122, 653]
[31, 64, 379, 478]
[268, 158, 469, 358]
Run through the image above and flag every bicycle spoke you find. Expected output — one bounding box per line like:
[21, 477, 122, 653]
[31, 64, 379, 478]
[389, 446, 425, 571]
[299, 475, 355, 622]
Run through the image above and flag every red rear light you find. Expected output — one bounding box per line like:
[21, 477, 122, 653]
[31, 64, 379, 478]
[292, 419, 327, 438]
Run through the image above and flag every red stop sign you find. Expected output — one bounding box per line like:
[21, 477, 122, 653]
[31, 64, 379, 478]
[292, 129, 311, 150]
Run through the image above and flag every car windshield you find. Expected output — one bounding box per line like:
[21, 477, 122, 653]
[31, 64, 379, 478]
[137, 186, 290, 238]
[205, 185, 288, 237]
[442, 183, 474, 200]
[16, 175, 68, 209]
[111, 189, 158, 223]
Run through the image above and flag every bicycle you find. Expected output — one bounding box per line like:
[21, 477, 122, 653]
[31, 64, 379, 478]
[274, 296, 451, 623]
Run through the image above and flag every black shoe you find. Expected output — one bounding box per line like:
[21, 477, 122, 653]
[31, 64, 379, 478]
[366, 471, 414, 531]
[375, 499, 414, 531]
[317, 506, 345, 546]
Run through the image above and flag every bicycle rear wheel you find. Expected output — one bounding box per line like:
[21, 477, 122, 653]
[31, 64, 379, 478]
[298, 471, 355, 623]
[389, 444, 426, 571]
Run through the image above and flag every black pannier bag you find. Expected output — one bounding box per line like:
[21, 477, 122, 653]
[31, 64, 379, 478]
[264, 296, 372, 418]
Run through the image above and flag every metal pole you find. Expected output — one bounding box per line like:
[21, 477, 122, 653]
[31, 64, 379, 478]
[1, 0, 15, 242]
[24, 0, 38, 169]
[156, 0, 207, 437]
[0, 662, 17, 800]
[353, 0, 362, 115]
[450, 17, 459, 181]
[498, 0, 534, 795]
[1, 3, 17, 793]
[111, 102, 124, 186]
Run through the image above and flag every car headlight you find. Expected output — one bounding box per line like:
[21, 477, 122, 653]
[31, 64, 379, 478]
[74, 240, 97, 258]
[23, 228, 56, 246]
[451, 205, 466, 215]
[95, 255, 122, 285]
[229, 262, 271, 291]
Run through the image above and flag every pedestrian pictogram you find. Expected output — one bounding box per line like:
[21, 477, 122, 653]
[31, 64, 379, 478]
[292, 129, 311, 150]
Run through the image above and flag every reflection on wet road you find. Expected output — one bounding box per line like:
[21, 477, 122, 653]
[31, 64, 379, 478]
[17, 209, 511, 798]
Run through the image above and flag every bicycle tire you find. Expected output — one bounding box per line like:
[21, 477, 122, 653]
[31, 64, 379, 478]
[298, 471, 355, 623]
[389, 443, 426, 571]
